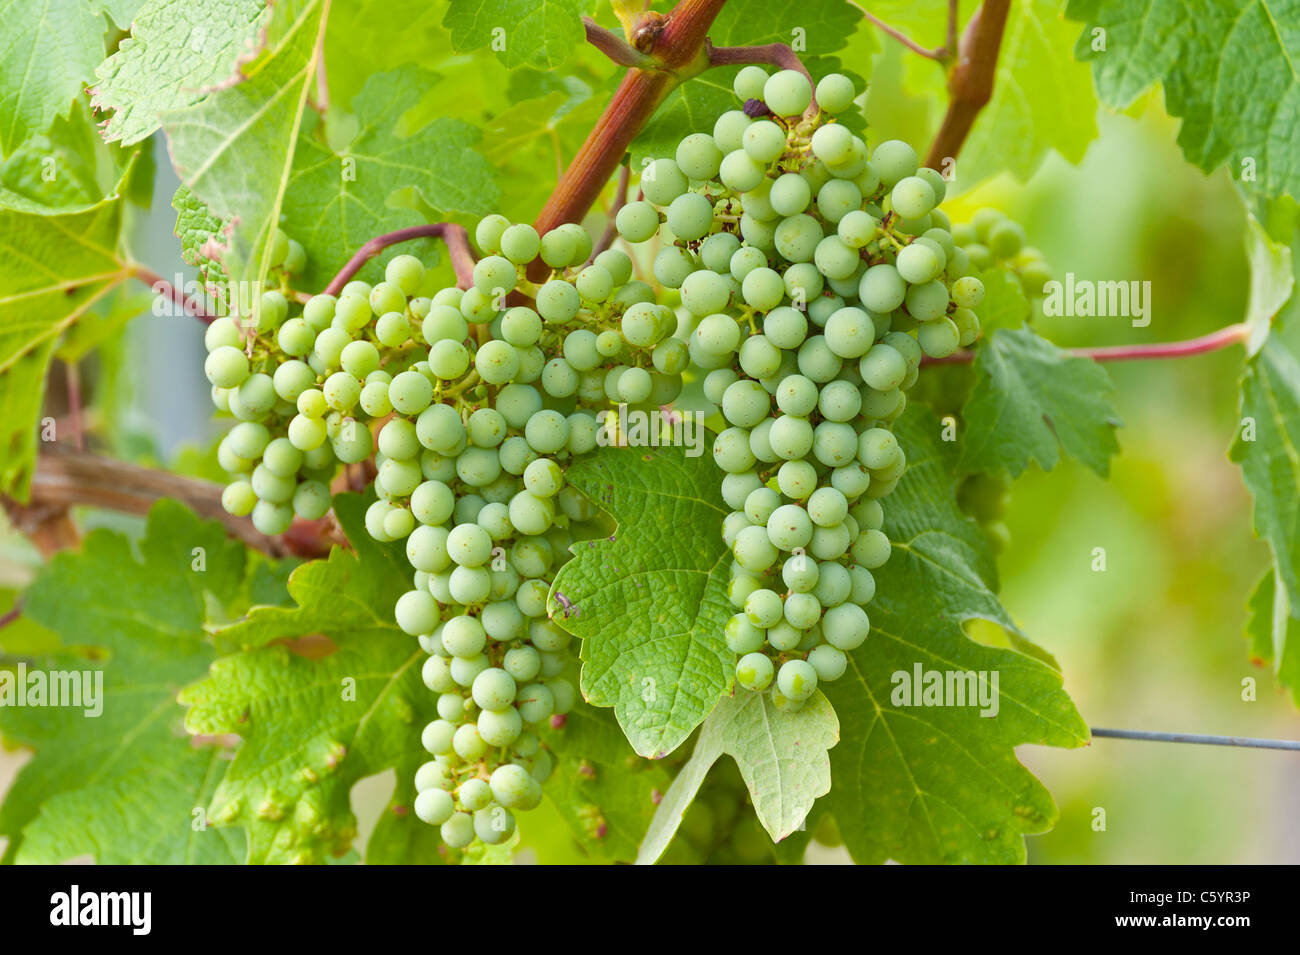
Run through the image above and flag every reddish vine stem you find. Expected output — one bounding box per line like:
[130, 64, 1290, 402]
[706, 41, 814, 82]
[583, 16, 652, 68]
[324, 223, 476, 295]
[530, 0, 728, 267]
[129, 265, 217, 324]
[591, 164, 632, 260]
[0, 603, 21, 631]
[924, 0, 1011, 170]
[847, 0, 948, 61]
[922, 323, 1252, 366]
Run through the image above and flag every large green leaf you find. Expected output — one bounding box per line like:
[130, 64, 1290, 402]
[0, 199, 130, 497]
[1229, 304, 1300, 639]
[0, 502, 252, 864]
[549, 445, 734, 760]
[91, 0, 271, 146]
[181, 495, 435, 864]
[1067, 0, 1300, 203]
[636, 689, 838, 864]
[543, 701, 677, 862]
[1246, 569, 1300, 707]
[443, 0, 590, 70]
[959, 326, 1123, 478]
[282, 66, 497, 290]
[825, 406, 1089, 864]
[0, 0, 106, 157]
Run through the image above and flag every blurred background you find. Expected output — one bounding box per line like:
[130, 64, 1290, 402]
[2, 40, 1297, 864]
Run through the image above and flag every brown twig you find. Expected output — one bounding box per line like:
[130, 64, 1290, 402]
[847, 0, 948, 61]
[591, 164, 632, 260]
[129, 265, 218, 324]
[923, 323, 1252, 366]
[0, 602, 21, 631]
[65, 361, 85, 451]
[584, 16, 654, 68]
[325, 223, 476, 295]
[10, 446, 335, 558]
[531, 0, 728, 265]
[925, 0, 1011, 169]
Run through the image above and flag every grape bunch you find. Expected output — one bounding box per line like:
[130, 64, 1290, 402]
[951, 208, 1052, 299]
[205, 212, 689, 851]
[612, 66, 993, 709]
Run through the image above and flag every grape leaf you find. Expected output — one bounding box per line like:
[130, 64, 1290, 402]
[0, 501, 252, 864]
[636, 689, 838, 864]
[959, 326, 1123, 478]
[955, 0, 1098, 185]
[824, 406, 1090, 864]
[172, 183, 231, 288]
[549, 445, 734, 760]
[0, 101, 119, 214]
[324, 0, 453, 110]
[91, 0, 270, 146]
[0, 198, 131, 498]
[974, 266, 1032, 333]
[0, 0, 106, 157]
[162, 0, 326, 298]
[543, 701, 676, 862]
[1230, 303, 1300, 635]
[281, 65, 497, 290]
[1247, 569, 1300, 707]
[443, 0, 590, 70]
[1244, 213, 1294, 355]
[181, 494, 435, 864]
[1066, 0, 1300, 202]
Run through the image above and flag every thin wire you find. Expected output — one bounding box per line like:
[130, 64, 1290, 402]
[1091, 727, 1300, 751]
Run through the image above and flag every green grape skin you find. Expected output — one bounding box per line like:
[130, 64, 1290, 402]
[918, 316, 961, 358]
[616, 201, 660, 243]
[204, 346, 249, 388]
[736, 652, 775, 691]
[666, 192, 714, 241]
[763, 69, 812, 116]
[904, 280, 950, 322]
[713, 110, 753, 152]
[742, 120, 786, 163]
[822, 602, 870, 650]
[676, 132, 724, 180]
[414, 789, 455, 827]
[763, 307, 808, 350]
[891, 176, 937, 220]
[773, 214, 822, 263]
[807, 645, 847, 682]
[870, 139, 918, 188]
[770, 173, 811, 216]
[221, 480, 257, 517]
[810, 124, 854, 167]
[733, 64, 769, 101]
[815, 73, 857, 114]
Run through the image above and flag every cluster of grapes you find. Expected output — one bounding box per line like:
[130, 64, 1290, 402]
[952, 208, 1052, 299]
[205, 211, 690, 850]
[612, 66, 991, 709]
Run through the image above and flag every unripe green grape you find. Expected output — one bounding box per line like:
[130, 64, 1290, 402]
[814, 235, 860, 282]
[807, 294, 844, 329]
[744, 588, 785, 628]
[859, 343, 907, 391]
[767, 502, 813, 549]
[807, 486, 849, 527]
[737, 267, 781, 311]
[676, 131, 724, 180]
[499, 223, 541, 264]
[694, 313, 742, 356]
[395, 589, 439, 636]
[822, 602, 870, 651]
[640, 157, 689, 205]
[205, 346, 249, 388]
[763, 306, 808, 350]
[733, 64, 769, 101]
[776, 459, 817, 500]
[615, 200, 660, 243]
[449, 565, 492, 606]
[769, 172, 811, 217]
[470, 667, 517, 712]
[951, 275, 985, 309]
[858, 264, 904, 313]
[473, 214, 510, 254]
[205, 316, 241, 352]
[474, 339, 520, 385]
[356, 380, 390, 417]
[891, 175, 936, 220]
[816, 178, 862, 225]
[423, 305, 469, 345]
[285, 413, 325, 452]
[813, 421, 858, 467]
[384, 370, 429, 415]
[987, 219, 1025, 258]
[783, 591, 821, 629]
[852, 528, 893, 569]
[260, 436, 302, 477]
[322, 371, 360, 411]
[743, 487, 780, 526]
[763, 69, 812, 116]
[336, 340, 376, 380]
[796, 335, 843, 383]
[459, 287, 498, 325]
[575, 264, 614, 302]
[666, 191, 714, 241]
[733, 524, 778, 573]
[870, 139, 918, 188]
[713, 427, 757, 474]
[817, 379, 861, 422]
[222, 480, 257, 517]
[837, 209, 878, 249]
[523, 408, 568, 454]
[816, 73, 857, 114]
[736, 652, 775, 690]
[775, 373, 819, 417]
[742, 119, 786, 163]
[904, 279, 949, 322]
[726, 614, 766, 654]
[423, 339, 466, 380]
[767, 620, 802, 651]
[712, 109, 752, 151]
[918, 316, 961, 358]
[774, 214, 822, 263]
[406, 525, 451, 574]
[952, 307, 981, 347]
[739, 213, 776, 251]
[382, 506, 415, 539]
[472, 255, 516, 298]
[617, 366, 653, 403]
[738, 334, 782, 379]
[535, 279, 581, 323]
[810, 124, 854, 166]
[781, 552, 819, 592]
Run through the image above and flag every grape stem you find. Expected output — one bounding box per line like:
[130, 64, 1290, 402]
[924, 0, 1011, 170]
[922, 322, 1252, 366]
[530, 0, 728, 268]
[9, 445, 333, 558]
[324, 223, 476, 296]
[584, 17, 655, 68]
[65, 360, 85, 451]
[846, 1, 950, 62]
[0, 602, 21, 631]
[129, 265, 218, 324]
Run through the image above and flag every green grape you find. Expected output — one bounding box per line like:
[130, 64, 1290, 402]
[763, 69, 812, 116]
[817, 379, 861, 422]
[204, 346, 249, 388]
[262, 436, 304, 477]
[811, 235, 857, 282]
[221, 480, 256, 517]
[323, 371, 361, 411]
[763, 306, 808, 350]
[775, 374, 819, 417]
[251, 499, 294, 536]
[891, 175, 936, 220]
[470, 667, 517, 712]
[694, 314, 742, 357]
[952, 307, 981, 347]
[388, 370, 434, 415]
[205, 316, 241, 352]
[427, 339, 469, 380]
[776, 459, 817, 499]
[918, 316, 960, 358]
[807, 645, 847, 682]
[474, 340, 520, 385]
[676, 132, 723, 180]
[851, 528, 892, 569]
[666, 191, 714, 241]
[286, 413, 326, 451]
[732, 524, 778, 573]
[951, 275, 985, 308]
[523, 408, 568, 454]
[713, 427, 756, 473]
[726, 614, 766, 654]
[822, 602, 869, 650]
[987, 219, 1025, 258]
[784, 592, 822, 629]
[770, 172, 812, 216]
[575, 264, 614, 302]
[369, 281, 406, 318]
[858, 263, 905, 312]
[870, 139, 918, 188]
[738, 334, 782, 379]
[816, 179, 862, 224]
[615, 201, 660, 243]
[796, 335, 843, 383]
[472, 255, 516, 297]
[742, 120, 786, 163]
[712, 109, 752, 152]
[423, 305, 469, 345]
[733, 64, 769, 101]
[744, 588, 784, 629]
[815, 73, 857, 114]
[773, 214, 822, 263]
[617, 366, 653, 403]
[339, 340, 379, 379]
[535, 279, 581, 322]
[859, 343, 907, 391]
[500, 223, 541, 264]
[810, 124, 854, 167]
[744, 486, 781, 525]
[736, 652, 775, 690]
[475, 214, 511, 253]
[766, 502, 813, 549]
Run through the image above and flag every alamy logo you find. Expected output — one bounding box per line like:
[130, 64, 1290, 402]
[0, 664, 103, 717]
[50, 885, 151, 935]
[595, 403, 706, 458]
[1041, 272, 1152, 327]
[890, 664, 1000, 717]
